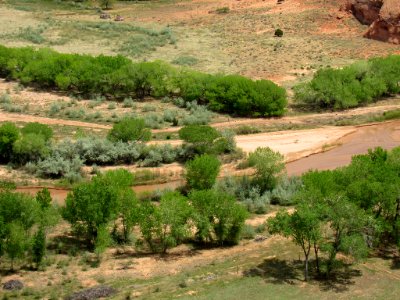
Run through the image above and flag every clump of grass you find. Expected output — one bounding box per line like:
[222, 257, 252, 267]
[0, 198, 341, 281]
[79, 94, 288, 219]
[172, 56, 199, 66]
[0, 93, 11, 104]
[17, 26, 47, 44]
[142, 104, 157, 112]
[117, 26, 176, 57]
[234, 125, 261, 135]
[123, 97, 135, 108]
[216, 7, 230, 14]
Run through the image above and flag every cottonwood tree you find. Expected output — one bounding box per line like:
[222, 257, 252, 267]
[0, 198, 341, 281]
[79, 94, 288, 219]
[185, 154, 220, 190]
[248, 147, 286, 192]
[268, 202, 321, 281]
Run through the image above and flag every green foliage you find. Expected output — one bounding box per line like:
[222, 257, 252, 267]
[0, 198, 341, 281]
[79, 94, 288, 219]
[100, 0, 115, 10]
[216, 7, 230, 14]
[172, 56, 199, 66]
[94, 224, 111, 261]
[248, 147, 286, 192]
[12, 133, 50, 165]
[107, 118, 151, 142]
[274, 28, 284, 37]
[62, 169, 134, 247]
[32, 227, 46, 268]
[0, 45, 287, 117]
[185, 154, 221, 190]
[0, 191, 55, 271]
[0, 122, 20, 162]
[138, 192, 193, 253]
[190, 189, 248, 245]
[179, 125, 222, 155]
[268, 203, 321, 281]
[294, 56, 400, 110]
[35, 188, 52, 209]
[4, 222, 27, 270]
[21, 122, 53, 141]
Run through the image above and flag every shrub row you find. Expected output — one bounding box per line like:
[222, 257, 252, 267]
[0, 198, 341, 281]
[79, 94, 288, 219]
[0, 45, 287, 117]
[294, 55, 400, 110]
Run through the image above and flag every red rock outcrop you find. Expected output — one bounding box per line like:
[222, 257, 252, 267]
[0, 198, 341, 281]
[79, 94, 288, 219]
[350, 0, 383, 25]
[349, 0, 400, 44]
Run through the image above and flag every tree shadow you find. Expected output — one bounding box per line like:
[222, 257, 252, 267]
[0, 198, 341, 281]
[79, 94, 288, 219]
[243, 258, 301, 285]
[244, 258, 362, 293]
[373, 247, 400, 270]
[48, 234, 90, 254]
[391, 256, 400, 270]
[316, 264, 361, 293]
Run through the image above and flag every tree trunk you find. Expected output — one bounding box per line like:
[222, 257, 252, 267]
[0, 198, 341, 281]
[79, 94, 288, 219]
[305, 254, 309, 281]
[302, 244, 311, 281]
[314, 242, 320, 274]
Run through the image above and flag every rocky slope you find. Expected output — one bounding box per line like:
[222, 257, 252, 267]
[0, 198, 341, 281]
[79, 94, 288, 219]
[349, 0, 400, 44]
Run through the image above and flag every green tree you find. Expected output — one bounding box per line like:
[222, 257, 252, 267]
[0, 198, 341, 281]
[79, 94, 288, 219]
[100, 0, 115, 10]
[157, 192, 193, 253]
[62, 170, 132, 246]
[248, 147, 286, 192]
[116, 188, 139, 243]
[320, 195, 370, 276]
[190, 189, 248, 245]
[35, 188, 52, 209]
[185, 154, 220, 190]
[107, 118, 151, 143]
[138, 192, 193, 253]
[4, 222, 27, 270]
[179, 125, 220, 154]
[0, 122, 19, 162]
[21, 122, 53, 141]
[32, 227, 46, 269]
[12, 133, 50, 165]
[94, 224, 111, 262]
[268, 203, 321, 281]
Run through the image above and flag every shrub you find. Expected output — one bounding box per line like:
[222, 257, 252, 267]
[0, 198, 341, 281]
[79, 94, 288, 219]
[234, 125, 261, 135]
[138, 192, 193, 253]
[21, 122, 53, 141]
[185, 154, 221, 190]
[190, 189, 248, 245]
[216, 7, 230, 14]
[172, 56, 199, 66]
[294, 56, 400, 110]
[29, 154, 83, 182]
[179, 125, 220, 154]
[62, 169, 133, 246]
[248, 147, 286, 192]
[274, 29, 284, 37]
[12, 133, 50, 165]
[122, 97, 135, 108]
[107, 118, 151, 142]
[0, 122, 20, 162]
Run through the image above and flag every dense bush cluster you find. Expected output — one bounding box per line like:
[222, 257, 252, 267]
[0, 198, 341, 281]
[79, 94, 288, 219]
[0, 45, 287, 117]
[294, 56, 400, 110]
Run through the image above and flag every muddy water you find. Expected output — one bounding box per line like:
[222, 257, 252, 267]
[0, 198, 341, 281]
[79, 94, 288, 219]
[286, 121, 400, 175]
[15, 121, 400, 203]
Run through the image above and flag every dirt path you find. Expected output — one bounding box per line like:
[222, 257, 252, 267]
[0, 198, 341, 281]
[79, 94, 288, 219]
[0, 111, 111, 130]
